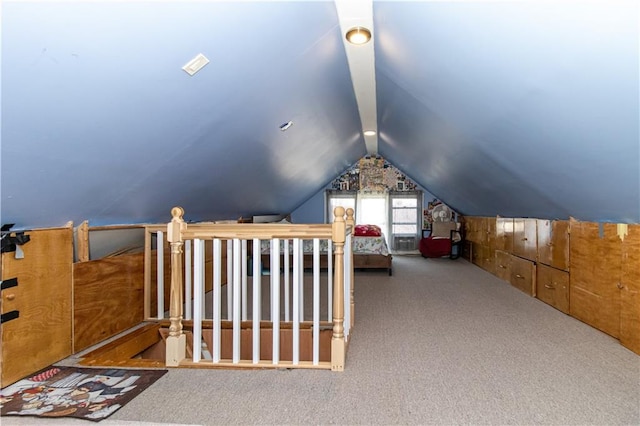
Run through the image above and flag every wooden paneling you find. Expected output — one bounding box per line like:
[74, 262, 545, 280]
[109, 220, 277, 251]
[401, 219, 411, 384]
[620, 225, 640, 354]
[1, 228, 73, 386]
[495, 218, 514, 253]
[471, 242, 483, 267]
[74, 253, 144, 352]
[464, 217, 483, 244]
[462, 240, 472, 261]
[536, 264, 570, 314]
[513, 218, 537, 261]
[494, 250, 511, 282]
[537, 220, 569, 271]
[510, 255, 536, 296]
[570, 221, 621, 338]
[202, 328, 332, 362]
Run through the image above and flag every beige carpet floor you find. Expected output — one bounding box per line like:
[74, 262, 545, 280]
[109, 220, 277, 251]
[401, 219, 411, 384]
[3, 255, 639, 425]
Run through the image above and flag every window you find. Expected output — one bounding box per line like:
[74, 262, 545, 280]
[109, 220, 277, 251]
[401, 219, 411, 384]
[326, 191, 356, 223]
[326, 189, 422, 252]
[356, 192, 389, 245]
[389, 191, 422, 251]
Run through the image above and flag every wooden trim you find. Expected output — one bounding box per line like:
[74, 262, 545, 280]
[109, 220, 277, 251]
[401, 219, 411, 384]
[87, 224, 146, 231]
[181, 224, 335, 240]
[80, 323, 161, 362]
[157, 319, 333, 330]
[144, 227, 152, 320]
[77, 220, 90, 262]
[179, 359, 331, 370]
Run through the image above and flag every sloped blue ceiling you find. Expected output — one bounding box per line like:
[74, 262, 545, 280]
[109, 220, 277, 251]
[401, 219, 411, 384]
[3, 1, 639, 230]
[375, 1, 640, 223]
[1, 1, 365, 228]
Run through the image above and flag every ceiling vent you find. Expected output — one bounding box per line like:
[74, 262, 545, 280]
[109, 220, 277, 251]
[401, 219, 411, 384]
[182, 53, 210, 76]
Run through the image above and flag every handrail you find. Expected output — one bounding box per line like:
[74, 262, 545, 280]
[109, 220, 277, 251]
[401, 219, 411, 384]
[156, 206, 354, 371]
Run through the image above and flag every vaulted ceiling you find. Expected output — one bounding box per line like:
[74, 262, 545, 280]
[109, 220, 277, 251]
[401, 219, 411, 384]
[2, 1, 638, 229]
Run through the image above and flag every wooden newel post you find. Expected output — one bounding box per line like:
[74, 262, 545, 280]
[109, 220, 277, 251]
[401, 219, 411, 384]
[346, 207, 355, 326]
[331, 206, 346, 371]
[166, 206, 186, 366]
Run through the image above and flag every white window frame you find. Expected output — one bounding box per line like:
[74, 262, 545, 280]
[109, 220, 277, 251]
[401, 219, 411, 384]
[325, 190, 356, 223]
[388, 191, 423, 251]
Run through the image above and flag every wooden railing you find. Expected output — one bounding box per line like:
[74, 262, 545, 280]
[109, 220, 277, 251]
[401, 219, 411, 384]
[146, 206, 354, 371]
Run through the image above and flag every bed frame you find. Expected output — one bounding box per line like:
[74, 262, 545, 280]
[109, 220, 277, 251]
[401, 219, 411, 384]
[304, 252, 392, 275]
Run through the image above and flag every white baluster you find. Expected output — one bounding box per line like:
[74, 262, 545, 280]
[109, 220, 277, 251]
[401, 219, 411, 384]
[184, 240, 192, 320]
[227, 240, 233, 320]
[213, 238, 222, 363]
[299, 240, 304, 321]
[233, 239, 241, 364]
[313, 238, 320, 365]
[271, 238, 280, 364]
[292, 238, 301, 365]
[252, 238, 261, 364]
[156, 231, 164, 319]
[193, 239, 203, 362]
[242, 239, 247, 321]
[284, 239, 290, 322]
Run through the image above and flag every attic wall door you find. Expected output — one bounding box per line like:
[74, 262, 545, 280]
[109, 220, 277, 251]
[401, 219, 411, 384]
[570, 222, 621, 338]
[620, 224, 640, 354]
[1, 228, 73, 386]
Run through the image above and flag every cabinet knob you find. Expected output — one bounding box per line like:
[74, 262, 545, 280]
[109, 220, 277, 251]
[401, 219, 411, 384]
[617, 283, 624, 290]
[499, 264, 506, 269]
[544, 284, 555, 290]
[516, 274, 524, 279]
[5, 293, 16, 301]
[522, 238, 528, 241]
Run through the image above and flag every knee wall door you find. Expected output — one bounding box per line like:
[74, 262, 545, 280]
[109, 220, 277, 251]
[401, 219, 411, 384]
[1, 228, 73, 386]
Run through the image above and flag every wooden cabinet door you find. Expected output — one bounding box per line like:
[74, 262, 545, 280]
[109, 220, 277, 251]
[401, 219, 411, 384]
[537, 220, 569, 271]
[620, 225, 640, 355]
[513, 218, 537, 261]
[480, 245, 496, 275]
[494, 250, 511, 282]
[570, 221, 621, 338]
[510, 255, 536, 296]
[536, 264, 570, 314]
[485, 218, 496, 252]
[496, 218, 514, 253]
[1, 228, 73, 386]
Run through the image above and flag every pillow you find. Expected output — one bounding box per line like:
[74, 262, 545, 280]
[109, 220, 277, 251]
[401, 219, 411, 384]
[354, 224, 382, 237]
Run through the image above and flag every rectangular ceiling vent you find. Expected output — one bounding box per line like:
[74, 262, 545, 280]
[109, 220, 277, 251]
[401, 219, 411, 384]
[182, 53, 210, 76]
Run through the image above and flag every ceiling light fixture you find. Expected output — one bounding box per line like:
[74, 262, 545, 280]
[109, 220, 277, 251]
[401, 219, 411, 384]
[364, 130, 377, 136]
[345, 27, 372, 45]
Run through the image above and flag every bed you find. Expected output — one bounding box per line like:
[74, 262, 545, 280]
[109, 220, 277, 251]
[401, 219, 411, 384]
[259, 224, 393, 275]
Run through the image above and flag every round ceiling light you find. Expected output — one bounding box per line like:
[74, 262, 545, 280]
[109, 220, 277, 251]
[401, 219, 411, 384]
[346, 27, 372, 45]
[364, 130, 377, 136]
